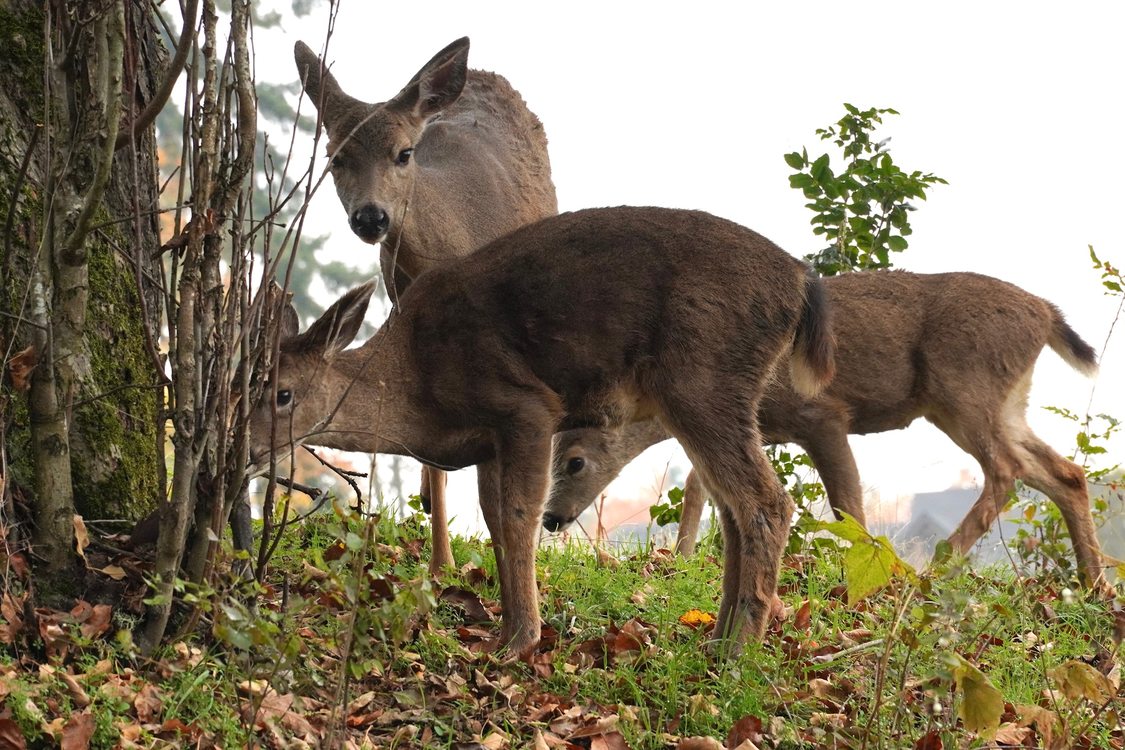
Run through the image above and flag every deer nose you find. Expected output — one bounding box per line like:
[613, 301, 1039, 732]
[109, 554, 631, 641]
[542, 513, 571, 533]
[349, 204, 389, 242]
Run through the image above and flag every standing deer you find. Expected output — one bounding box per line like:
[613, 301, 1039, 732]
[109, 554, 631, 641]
[292, 37, 557, 573]
[250, 206, 836, 657]
[545, 270, 1107, 590]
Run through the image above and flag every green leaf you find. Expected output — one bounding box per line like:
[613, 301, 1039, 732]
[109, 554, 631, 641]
[951, 655, 1004, 738]
[888, 235, 908, 252]
[810, 154, 832, 182]
[784, 152, 806, 170]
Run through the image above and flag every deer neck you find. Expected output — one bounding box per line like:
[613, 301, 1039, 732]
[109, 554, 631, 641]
[317, 323, 422, 456]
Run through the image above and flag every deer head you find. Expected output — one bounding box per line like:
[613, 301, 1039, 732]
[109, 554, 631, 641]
[294, 38, 470, 244]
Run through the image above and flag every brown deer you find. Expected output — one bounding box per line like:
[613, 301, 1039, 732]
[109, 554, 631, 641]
[545, 270, 1108, 590]
[292, 38, 557, 574]
[249, 206, 836, 657]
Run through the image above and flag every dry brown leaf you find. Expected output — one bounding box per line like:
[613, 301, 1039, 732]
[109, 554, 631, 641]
[0, 594, 24, 644]
[133, 683, 163, 723]
[810, 712, 848, 729]
[589, 732, 630, 750]
[727, 714, 764, 748]
[59, 711, 95, 750]
[675, 738, 724, 750]
[793, 600, 812, 631]
[532, 730, 550, 750]
[75, 603, 112, 640]
[73, 516, 90, 560]
[59, 672, 91, 708]
[7, 345, 37, 392]
[97, 565, 127, 581]
[0, 717, 27, 750]
[993, 723, 1032, 744]
[596, 547, 620, 568]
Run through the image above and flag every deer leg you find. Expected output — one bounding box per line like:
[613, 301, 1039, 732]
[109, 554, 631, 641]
[493, 429, 553, 658]
[424, 467, 454, 576]
[800, 427, 866, 526]
[476, 459, 508, 613]
[659, 388, 790, 654]
[1018, 437, 1106, 591]
[674, 469, 706, 557]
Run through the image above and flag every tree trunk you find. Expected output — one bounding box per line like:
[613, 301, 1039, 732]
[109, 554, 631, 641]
[0, 1, 165, 599]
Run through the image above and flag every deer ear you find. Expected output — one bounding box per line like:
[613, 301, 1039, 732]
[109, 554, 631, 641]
[266, 280, 300, 340]
[391, 37, 470, 120]
[294, 41, 347, 124]
[290, 280, 378, 359]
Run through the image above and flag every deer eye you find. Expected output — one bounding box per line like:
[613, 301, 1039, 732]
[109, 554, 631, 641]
[395, 148, 413, 166]
[276, 389, 293, 408]
[566, 456, 586, 475]
[329, 154, 345, 170]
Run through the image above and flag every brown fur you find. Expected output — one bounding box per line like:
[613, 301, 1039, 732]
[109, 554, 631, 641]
[546, 270, 1106, 589]
[249, 206, 835, 657]
[294, 38, 558, 574]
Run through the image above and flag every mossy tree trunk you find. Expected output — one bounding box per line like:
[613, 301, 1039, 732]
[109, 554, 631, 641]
[0, 1, 166, 599]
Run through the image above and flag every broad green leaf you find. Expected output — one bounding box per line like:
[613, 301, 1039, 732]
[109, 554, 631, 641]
[951, 655, 1004, 738]
[888, 235, 908, 252]
[784, 152, 806, 170]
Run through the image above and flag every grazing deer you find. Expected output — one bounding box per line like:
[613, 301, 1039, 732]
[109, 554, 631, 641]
[545, 270, 1107, 590]
[293, 37, 557, 574]
[250, 206, 836, 657]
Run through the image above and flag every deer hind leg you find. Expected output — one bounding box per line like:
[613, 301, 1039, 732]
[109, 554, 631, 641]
[1017, 436, 1106, 590]
[657, 388, 792, 653]
[800, 424, 866, 526]
[423, 467, 455, 576]
[476, 459, 509, 614]
[674, 469, 707, 557]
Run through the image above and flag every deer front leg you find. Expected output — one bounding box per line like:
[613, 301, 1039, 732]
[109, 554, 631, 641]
[422, 466, 454, 576]
[476, 459, 509, 610]
[492, 432, 553, 658]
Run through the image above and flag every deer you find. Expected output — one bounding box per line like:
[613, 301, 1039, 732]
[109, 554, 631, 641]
[544, 270, 1108, 592]
[292, 37, 557, 574]
[249, 205, 836, 657]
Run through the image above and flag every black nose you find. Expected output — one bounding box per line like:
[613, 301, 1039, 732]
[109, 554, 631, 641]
[350, 204, 389, 241]
[542, 513, 568, 533]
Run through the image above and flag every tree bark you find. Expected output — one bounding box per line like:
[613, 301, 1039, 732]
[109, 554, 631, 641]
[0, 1, 165, 599]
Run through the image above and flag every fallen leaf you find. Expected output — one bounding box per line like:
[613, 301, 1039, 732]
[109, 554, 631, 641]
[1049, 660, 1115, 703]
[0, 593, 24, 644]
[793, 600, 812, 631]
[993, 723, 1032, 744]
[590, 732, 630, 750]
[73, 516, 90, 560]
[951, 655, 1003, 738]
[440, 586, 492, 623]
[810, 712, 848, 729]
[0, 717, 27, 750]
[727, 714, 764, 748]
[60, 711, 95, 750]
[7, 345, 37, 392]
[678, 609, 715, 628]
[97, 565, 127, 581]
[675, 738, 724, 750]
[133, 683, 163, 723]
[913, 730, 942, 750]
[74, 603, 112, 640]
[596, 547, 620, 568]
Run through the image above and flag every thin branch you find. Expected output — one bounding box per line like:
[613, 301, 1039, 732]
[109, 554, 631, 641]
[114, 0, 201, 151]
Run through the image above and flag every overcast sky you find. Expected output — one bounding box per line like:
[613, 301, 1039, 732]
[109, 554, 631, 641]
[262, 2, 1124, 529]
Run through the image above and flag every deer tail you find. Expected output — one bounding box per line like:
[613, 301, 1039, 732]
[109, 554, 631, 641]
[789, 271, 836, 397]
[1048, 304, 1098, 377]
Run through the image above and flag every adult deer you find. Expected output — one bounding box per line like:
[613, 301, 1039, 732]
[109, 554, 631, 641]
[250, 206, 836, 657]
[292, 37, 557, 573]
[545, 270, 1107, 590]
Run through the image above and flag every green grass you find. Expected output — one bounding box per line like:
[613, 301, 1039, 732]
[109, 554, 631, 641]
[1, 511, 1119, 748]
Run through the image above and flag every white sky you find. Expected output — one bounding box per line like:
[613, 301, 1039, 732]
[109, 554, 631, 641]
[259, 1, 1125, 531]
